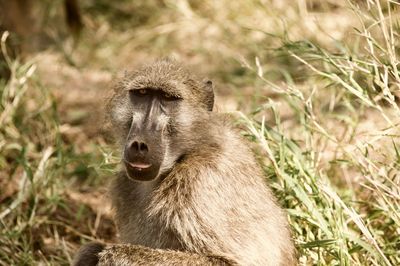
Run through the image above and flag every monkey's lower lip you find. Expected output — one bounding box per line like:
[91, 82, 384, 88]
[126, 162, 152, 171]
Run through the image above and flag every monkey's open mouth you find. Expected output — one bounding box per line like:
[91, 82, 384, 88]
[124, 160, 160, 181]
[126, 161, 152, 171]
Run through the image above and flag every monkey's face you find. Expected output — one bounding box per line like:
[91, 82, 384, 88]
[112, 83, 212, 181]
[115, 88, 176, 181]
[108, 60, 215, 181]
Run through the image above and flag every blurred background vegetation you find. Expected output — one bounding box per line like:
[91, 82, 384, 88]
[0, 0, 399, 265]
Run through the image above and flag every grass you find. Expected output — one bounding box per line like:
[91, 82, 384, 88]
[1, 0, 399, 265]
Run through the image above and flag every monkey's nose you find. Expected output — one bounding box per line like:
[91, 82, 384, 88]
[129, 140, 149, 153]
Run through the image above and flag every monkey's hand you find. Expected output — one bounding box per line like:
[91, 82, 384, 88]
[97, 244, 236, 266]
[72, 242, 105, 266]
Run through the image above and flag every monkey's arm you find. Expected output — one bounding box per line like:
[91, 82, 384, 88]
[72, 242, 106, 266]
[98, 244, 235, 266]
[72, 242, 235, 266]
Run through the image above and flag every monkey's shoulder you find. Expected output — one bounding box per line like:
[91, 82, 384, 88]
[208, 113, 257, 153]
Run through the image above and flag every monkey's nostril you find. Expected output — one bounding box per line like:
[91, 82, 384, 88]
[130, 141, 148, 153]
[132, 141, 139, 151]
[139, 142, 149, 152]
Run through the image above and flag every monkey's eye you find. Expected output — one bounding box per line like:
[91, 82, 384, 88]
[162, 92, 180, 101]
[138, 89, 148, 95]
[131, 89, 149, 97]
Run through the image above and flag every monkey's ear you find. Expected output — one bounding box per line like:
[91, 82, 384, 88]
[204, 80, 213, 89]
[202, 79, 214, 112]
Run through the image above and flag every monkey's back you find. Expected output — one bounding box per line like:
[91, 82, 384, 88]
[111, 115, 296, 266]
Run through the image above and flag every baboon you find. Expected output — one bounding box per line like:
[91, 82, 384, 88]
[73, 59, 296, 266]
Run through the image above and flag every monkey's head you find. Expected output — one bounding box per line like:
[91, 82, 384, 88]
[108, 59, 214, 181]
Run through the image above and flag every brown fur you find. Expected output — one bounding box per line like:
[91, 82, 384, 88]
[73, 59, 296, 266]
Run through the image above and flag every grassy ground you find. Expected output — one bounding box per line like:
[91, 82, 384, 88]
[1, 0, 399, 265]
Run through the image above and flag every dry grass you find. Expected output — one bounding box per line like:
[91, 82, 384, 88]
[1, 0, 399, 265]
